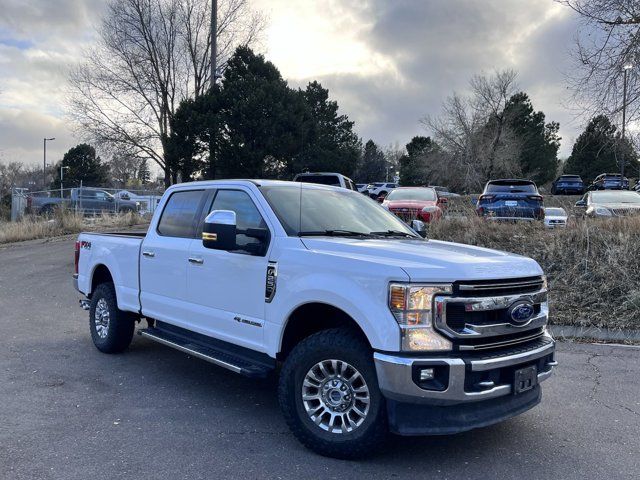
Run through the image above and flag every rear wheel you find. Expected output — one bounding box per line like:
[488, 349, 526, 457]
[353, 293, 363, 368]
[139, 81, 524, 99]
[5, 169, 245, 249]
[278, 328, 387, 459]
[89, 282, 135, 353]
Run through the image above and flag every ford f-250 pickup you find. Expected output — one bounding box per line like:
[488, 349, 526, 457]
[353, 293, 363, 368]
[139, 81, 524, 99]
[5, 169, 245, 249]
[73, 180, 556, 459]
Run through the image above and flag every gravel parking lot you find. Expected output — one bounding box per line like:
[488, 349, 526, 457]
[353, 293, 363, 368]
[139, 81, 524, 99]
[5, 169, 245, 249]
[1, 236, 639, 480]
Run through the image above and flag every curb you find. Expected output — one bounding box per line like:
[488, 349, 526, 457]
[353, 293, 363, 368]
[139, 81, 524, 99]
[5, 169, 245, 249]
[550, 325, 640, 342]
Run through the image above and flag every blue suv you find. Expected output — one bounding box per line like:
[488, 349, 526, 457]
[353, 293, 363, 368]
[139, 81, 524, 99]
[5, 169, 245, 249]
[476, 179, 544, 221]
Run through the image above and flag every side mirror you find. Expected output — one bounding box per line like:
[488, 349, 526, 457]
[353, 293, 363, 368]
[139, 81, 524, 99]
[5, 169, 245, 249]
[203, 210, 237, 251]
[410, 219, 427, 237]
[438, 197, 448, 205]
[574, 200, 586, 208]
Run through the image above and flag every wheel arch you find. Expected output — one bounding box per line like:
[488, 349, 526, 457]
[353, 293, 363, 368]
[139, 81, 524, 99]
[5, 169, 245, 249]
[277, 302, 371, 361]
[89, 264, 114, 297]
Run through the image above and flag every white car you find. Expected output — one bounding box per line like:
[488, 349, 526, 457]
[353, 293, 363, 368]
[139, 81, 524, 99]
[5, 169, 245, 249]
[366, 182, 397, 199]
[115, 190, 162, 215]
[73, 180, 556, 459]
[543, 207, 568, 228]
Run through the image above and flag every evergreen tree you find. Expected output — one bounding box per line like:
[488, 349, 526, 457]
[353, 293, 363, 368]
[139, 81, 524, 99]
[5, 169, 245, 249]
[137, 159, 151, 184]
[355, 140, 387, 183]
[564, 115, 638, 182]
[294, 81, 361, 176]
[503, 93, 560, 184]
[399, 136, 437, 186]
[51, 144, 109, 189]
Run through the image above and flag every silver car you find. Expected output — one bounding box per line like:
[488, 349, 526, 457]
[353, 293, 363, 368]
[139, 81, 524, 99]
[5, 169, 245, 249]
[543, 207, 568, 227]
[575, 190, 640, 217]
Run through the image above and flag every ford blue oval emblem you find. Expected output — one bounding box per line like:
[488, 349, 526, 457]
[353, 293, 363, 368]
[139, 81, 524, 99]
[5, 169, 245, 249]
[509, 301, 535, 324]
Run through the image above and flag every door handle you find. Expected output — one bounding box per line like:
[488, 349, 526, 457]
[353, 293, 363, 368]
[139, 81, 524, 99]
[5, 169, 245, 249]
[188, 257, 204, 265]
[142, 250, 155, 258]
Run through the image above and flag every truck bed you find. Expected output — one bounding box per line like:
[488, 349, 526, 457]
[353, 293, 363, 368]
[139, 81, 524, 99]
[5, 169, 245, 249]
[76, 231, 145, 313]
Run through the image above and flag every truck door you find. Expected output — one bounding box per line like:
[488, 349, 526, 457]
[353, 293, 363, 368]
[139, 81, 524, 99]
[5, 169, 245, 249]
[139, 189, 209, 327]
[185, 188, 272, 351]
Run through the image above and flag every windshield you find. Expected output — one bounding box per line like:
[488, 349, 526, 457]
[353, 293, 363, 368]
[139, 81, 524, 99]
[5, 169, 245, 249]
[386, 188, 437, 201]
[545, 208, 566, 216]
[592, 191, 640, 204]
[260, 184, 419, 237]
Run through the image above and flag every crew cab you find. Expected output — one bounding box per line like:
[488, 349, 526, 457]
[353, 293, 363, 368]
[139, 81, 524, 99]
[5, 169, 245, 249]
[476, 179, 544, 221]
[588, 173, 630, 191]
[73, 180, 556, 458]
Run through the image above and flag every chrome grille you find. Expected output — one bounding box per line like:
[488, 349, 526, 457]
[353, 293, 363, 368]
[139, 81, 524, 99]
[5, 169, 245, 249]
[389, 208, 420, 222]
[612, 208, 640, 217]
[435, 277, 548, 351]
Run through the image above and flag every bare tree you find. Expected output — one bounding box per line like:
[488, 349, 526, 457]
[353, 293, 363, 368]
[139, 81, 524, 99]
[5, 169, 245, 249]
[421, 70, 521, 191]
[558, 0, 640, 122]
[69, 0, 265, 187]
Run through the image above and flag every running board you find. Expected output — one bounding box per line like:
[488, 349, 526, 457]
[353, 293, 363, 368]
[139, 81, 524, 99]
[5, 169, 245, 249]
[138, 327, 274, 378]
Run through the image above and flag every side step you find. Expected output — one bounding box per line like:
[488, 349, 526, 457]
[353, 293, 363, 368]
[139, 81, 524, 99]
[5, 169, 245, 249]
[138, 325, 274, 378]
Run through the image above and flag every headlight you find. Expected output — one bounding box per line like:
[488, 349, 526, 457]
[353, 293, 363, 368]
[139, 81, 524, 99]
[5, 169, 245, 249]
[421, 206, 438, 213]
[389, 283, 452, 351]
[594, 206, 612, 216]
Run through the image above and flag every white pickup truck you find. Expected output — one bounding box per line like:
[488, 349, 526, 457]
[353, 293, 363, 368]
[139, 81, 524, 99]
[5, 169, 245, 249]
[73, 180, 556, 458]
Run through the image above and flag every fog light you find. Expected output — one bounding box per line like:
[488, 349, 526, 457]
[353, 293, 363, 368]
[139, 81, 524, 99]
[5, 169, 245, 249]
[419, 368, 434, 381]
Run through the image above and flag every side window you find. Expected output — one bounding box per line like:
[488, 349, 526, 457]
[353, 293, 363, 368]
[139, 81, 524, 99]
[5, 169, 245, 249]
[80, 190, 97, 199]
[157, 190, 206, 238]
[209, 190, 268, 253]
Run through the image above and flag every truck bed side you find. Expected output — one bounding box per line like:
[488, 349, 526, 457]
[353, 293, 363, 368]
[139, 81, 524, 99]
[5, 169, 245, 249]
[76, 232, 143, 314]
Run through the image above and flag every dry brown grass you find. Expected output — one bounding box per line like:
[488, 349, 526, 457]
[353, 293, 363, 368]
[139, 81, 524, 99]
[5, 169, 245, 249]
[429, 209, 640, 330]
[0, 210, 148, 244]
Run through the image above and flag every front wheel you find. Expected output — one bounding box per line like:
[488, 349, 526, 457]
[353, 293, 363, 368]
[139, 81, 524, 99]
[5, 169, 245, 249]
[89, 282, 135, 353]
[278, 328, 387, 459]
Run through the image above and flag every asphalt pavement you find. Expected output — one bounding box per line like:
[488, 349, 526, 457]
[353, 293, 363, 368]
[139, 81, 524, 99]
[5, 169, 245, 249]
[0, 236, 638, 480]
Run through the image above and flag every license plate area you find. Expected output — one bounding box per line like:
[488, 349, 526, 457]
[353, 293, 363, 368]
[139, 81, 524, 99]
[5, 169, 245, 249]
[505, 200, 518, 207]
[514, 365, 537, 394]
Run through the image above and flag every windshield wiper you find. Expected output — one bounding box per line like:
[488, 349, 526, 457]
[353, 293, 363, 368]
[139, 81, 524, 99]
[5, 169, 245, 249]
[298, 229, 372, 238]
[369, 230, 419, 238]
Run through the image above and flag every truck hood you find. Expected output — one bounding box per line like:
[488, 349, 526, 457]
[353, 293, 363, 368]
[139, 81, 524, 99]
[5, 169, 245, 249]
[300, 237, 542, 282]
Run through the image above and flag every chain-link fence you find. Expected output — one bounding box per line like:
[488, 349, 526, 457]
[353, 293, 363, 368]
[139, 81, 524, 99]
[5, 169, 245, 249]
[10, 185, 164, 221]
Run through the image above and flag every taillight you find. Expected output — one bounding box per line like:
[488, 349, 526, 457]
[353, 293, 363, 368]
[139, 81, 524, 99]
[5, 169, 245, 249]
[478, 194, 495, 202]
[528, 195, 543, 201]
[74, 241, 80, 275]
[27, 196, 33, 209]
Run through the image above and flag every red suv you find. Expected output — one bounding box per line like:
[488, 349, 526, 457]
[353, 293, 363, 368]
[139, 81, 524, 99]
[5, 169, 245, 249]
[381, 187, 445, 223]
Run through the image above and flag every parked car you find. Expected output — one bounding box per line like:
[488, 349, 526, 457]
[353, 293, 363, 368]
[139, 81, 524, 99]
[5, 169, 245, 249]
[293, 172, 357, 191]
[551, 175, 584, 195]
[574, 190, 640, 217]
[28, 187, 140, 215]
[382, 187, 445, 224]
[634, 181, 640, 192]
[355, 184, 369, 194]
[366, 182, 397, 199]
[428, 185, 461, 198]
[74, 180, 556, 459]
[115, 190, 162, 215]
[476, 179, 544, 221]
[588, 173, 630, 191]
[543, 207, 568, 228]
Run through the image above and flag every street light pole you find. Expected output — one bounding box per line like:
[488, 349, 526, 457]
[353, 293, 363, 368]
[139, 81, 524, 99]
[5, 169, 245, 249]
[621, 64, 633, 178]
[43, 137, 55, 190]
[210, 0, 217, 87]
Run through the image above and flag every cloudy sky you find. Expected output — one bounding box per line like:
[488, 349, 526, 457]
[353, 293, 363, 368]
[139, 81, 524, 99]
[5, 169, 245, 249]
[0, 0, 583, 169]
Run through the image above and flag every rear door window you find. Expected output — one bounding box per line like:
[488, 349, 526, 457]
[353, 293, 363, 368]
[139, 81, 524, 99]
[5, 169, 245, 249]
[157, 190, 207, 238]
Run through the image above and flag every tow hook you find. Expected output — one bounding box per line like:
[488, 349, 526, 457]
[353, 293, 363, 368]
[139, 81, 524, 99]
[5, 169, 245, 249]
[79, 299, 90, 311]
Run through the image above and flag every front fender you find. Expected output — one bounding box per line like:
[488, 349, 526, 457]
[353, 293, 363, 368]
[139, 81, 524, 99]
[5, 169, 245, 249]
[264, 271, 403, 356]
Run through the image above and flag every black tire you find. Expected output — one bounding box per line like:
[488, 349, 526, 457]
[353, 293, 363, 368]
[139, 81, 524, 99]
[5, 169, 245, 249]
[89, 282, 135, 353]
[278, 328, 387, 459]
[40, 204, 58, 216]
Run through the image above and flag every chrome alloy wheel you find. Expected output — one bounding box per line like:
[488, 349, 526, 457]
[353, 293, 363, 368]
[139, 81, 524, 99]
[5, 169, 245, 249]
[302, 359, 370, 434]
[94, 298, 110, 339]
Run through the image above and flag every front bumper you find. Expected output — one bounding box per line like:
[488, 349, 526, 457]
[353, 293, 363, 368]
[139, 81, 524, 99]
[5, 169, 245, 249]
[374, 336, 555, 435]
[374, 336, 555, 406]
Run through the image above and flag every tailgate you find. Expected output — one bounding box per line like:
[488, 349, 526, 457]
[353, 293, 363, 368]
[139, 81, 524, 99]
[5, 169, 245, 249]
[478, 194, 543, 219]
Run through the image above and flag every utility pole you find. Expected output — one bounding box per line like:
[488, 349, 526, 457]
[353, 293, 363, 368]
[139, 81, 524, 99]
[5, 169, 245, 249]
[43, 137, 55, 190]
[210, 0, 217, 88]
[208, 0, 218, 180]
[621, 64, 633, 178]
